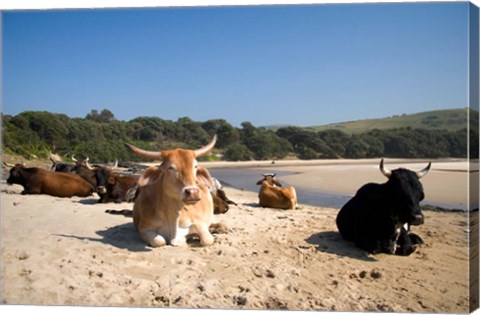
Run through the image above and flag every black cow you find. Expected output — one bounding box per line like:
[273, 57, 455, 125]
[72, 159, 113, 202]
[50, 154, 76, 173]
[336, 159, 431, 256]
[72, 158, 138, 203]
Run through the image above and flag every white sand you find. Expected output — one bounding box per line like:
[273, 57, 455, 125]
[1, 159, 475, 313]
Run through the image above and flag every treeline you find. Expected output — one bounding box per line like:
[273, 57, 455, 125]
[2, 109, 477, 163]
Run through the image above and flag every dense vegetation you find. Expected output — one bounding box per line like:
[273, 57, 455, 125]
[2, 109, 477, 163]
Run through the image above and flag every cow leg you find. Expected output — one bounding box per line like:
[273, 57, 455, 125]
[395, 228, 422, 256]
[409, 232, 424, 245]
[170, 227, 189, 247]
[139, 229, 167, 248]
[217, 189, 237, 206]
[191, 223, 214, 246]
[355, 237, 396, 255]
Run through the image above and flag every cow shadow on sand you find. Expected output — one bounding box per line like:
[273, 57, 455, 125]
[306, 231, 376, 262]
[55, 222, 152, 252]
[76, 198, 100, 205]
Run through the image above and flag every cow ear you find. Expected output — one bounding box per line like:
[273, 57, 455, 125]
[196, 166, 212, 187]
[138, 166, 162, 187]
[256, 179, 263, 185]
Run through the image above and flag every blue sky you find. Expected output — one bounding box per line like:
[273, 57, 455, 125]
[2, 1, 472, 127]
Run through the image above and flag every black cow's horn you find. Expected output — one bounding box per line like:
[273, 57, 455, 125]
[417, 162, 431, 179]
[379, 159, 391, 178]
[85, 157, 95, 170]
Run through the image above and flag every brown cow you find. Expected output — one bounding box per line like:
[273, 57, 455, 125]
[256, 173, 298, 210]
[99, 172, 139, 203]
[125, 135, 217, 247]
[196, 166, 237, 214]
[7, 164, 94, 197]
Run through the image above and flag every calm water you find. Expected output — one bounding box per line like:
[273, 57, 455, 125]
[210, 168, 355, 209]
[209, 167, 466, 211]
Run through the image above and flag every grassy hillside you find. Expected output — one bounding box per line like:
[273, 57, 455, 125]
[308, 108, 477, 134]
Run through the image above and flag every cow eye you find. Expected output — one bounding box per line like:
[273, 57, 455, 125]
[168, 165, 177, 172]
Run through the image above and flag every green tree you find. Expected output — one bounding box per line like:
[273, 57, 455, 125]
[85, 109, 117, 123]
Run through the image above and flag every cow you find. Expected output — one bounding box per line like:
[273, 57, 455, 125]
[71, 158, 136, 203]
[50, 154, 76, 173]
[6, 164, 94, 197]
[97, 172, 139, 203]
[335, 159, 431, 256]
[196, 166, 237, 214]
[125, 135, 217, 247]
[256, 173, 298, 210]
[71, 158, 101, 189]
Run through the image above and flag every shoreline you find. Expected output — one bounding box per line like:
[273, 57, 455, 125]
[200, 158, 474, 210]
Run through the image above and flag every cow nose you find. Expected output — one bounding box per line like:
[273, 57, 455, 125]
[410, 214, 424, 226]
[183, 186, 201, 204]
[97, 186, 107, 194]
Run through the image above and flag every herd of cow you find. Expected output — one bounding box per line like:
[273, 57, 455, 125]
[3, 135, 432, 256]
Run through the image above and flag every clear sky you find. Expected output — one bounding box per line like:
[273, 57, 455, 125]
[1, 1, 472, 127]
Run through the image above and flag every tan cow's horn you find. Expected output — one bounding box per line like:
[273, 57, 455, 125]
[379, 159, 391, 178]
[194, 135, 217, 157]
[417, 162, 431, 179]
[71, 155, 77, 162]
[124, 143, 163, 160]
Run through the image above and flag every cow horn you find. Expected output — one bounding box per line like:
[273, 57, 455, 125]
[3, 162, 15, 168]
[125, 143, 163, 160]
[194, 135, 217, 157]
[417, 162, 431, 179]
[379, 159, 391, 178]
[111, 159, 118, 170]
[85, 157, 94, 170]
[71, 155, 77, 162]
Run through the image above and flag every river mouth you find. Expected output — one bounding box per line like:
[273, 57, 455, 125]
[209, 168, 468, 212]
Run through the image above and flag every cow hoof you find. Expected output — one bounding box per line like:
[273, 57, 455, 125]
[200, 233, 215, 246]
[209, 223, 229, 234]
[170, 237, 187, 247]
[141, 231, 167, 248]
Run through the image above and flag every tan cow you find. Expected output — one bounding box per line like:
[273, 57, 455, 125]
[125, 136, 217, 247]
[256, 173, 298, 210]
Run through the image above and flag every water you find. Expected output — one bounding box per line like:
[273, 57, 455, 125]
[209, 168, 353, 209]
[209, 167, 467, 211]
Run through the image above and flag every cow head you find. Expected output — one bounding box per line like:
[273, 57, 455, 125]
[6, 164, 28, 185]
[125, 135, 217, 204]
[379, 159, 431, 226]
[256, 173, 283, 187]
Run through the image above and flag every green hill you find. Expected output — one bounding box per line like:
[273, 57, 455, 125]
[308, 108, 477, 134]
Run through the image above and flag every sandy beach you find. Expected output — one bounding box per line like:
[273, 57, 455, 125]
[0, 159, 477, 313]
